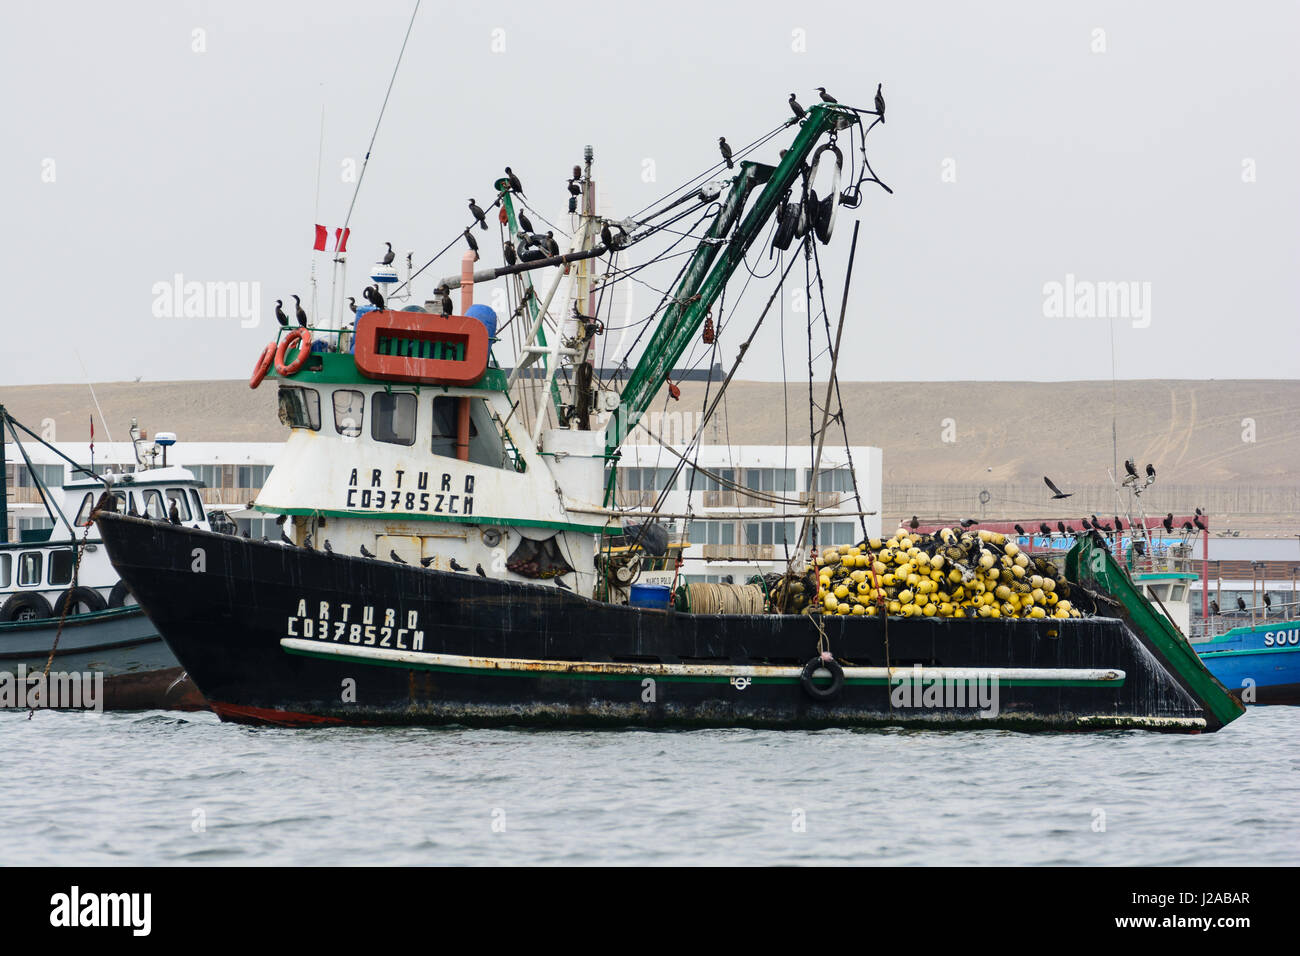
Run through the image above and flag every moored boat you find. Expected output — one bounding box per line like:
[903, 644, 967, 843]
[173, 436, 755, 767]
[93, 97, 1243, 732]
[1193, 620, 1300, 705]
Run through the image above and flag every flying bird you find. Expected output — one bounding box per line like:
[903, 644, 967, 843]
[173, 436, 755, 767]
[381, 241, 395, 266]
[816, 86, 837, 103]
[360, 544, 375, 558]
[293, 295, 308, 328]
[468, 198, 488, 230]
[788, 93, 805, 120]
[1043, 476, 1072, 499]
[274, 299, 288, 327]
[874, 83, 886, 121]
[390, 550, 407, 565]
[504, 166, 525, 196]
[718, 136, 734, 169]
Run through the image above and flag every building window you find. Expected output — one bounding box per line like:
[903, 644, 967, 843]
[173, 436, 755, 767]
[15, 464, 64, 489]
[333, 389, 364, 437]
[687, 521, 735, 546]
[688, 467, 735, 492]
[806, 466, 856, 493]
[277, 386, 321, 431]
[816, 520, 857, 547]
[621, 467, 677, 493]
[744, 520, 796, 547]
[744, 468, 796, 493]
[372, 392, 417, 446]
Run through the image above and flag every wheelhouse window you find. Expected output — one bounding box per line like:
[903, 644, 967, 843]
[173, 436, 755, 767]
[166, 488, 192, 521]
[372, 392, 417, 446]
[74, 492, 95, 527]
[278, 386, 321, 431]
[141, 489, 166, 520]
[18, 552, 42, 587]
[49, 549, 74, 586]
[333, 389, 365, 437]
[0, 554, 10, 588]
[189, 489, 205, 520]
[431, 396, 513, 469]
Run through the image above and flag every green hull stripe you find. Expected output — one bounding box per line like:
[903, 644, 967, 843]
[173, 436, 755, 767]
[1196, 644, 1300, 659]
[253, 503, 614, 535]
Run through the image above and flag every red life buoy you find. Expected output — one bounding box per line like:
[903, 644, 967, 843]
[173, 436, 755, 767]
[274, 328, 312, 377]
[249, 341, 276, 389]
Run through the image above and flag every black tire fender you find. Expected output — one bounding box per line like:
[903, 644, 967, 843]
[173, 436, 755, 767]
[108, 580, 136, 608]
[800, 656, 845, 701]
[1, 591, 54, 623]
[53, 586, 108, 617]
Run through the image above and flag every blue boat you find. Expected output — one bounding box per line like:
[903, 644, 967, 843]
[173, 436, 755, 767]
[1193, 620, 1300, 705]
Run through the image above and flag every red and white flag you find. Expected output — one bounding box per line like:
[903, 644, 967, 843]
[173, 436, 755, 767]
[313, 225, 351, 252]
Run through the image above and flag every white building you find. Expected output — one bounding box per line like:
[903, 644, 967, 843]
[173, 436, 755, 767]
[6, 436, 882, 584]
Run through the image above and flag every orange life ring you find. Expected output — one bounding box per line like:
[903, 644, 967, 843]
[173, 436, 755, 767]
[274, 328, 312, 377]
[249, 341, 276, 389]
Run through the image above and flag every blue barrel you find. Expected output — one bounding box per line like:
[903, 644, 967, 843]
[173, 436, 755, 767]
[629, 583, 672, 610]
[465, 303, 498, 339]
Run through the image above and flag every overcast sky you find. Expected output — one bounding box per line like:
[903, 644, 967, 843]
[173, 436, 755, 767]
[3, 0, 1297, 387]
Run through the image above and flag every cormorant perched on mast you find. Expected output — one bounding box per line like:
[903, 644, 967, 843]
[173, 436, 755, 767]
[502, 241, 517, 266]
[504, 166, 525, 196]
[788, 93, 805, 120]
[381, 241, 395, 266]
[347, 297, 357, 314]
[567, 179, 582, 197]
[874, 83, 886, 122]
[543, 231, 560, 256]
[468, 198, 488, 231]
[718, 136, 734, 169]
[517, 210, 534, 235]
[463, 228, 479, 259]
[363, 285, 385, 310]
[292, 294, 308, 328]
[817, 86, 837, 103]
[274, 299, 288, 327]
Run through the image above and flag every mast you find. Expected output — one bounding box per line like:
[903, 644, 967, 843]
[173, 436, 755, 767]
[605, 103, 851, 454]
[0, 406, 7, 544]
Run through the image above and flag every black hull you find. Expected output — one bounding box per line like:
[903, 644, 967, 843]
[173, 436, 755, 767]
[95, 514, 1238, 732]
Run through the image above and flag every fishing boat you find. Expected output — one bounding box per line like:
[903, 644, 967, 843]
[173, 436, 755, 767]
[94, 98, 1243, 732]
[2, 409, 208, 709]
[1193, 621, 1300, 705]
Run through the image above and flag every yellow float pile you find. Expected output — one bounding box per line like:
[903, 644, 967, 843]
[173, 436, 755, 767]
[787, 527, 1082, 619]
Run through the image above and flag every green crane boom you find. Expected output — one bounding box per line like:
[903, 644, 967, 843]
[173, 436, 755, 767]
[605, 103, 854, 455]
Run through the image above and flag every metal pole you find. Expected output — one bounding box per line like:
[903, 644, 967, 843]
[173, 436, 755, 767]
[0, 405, 8, 544]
